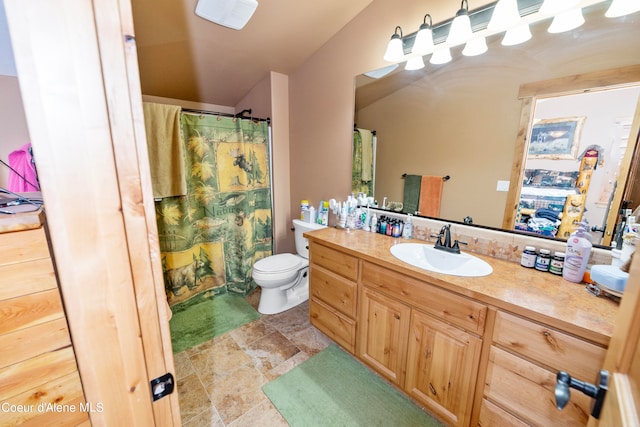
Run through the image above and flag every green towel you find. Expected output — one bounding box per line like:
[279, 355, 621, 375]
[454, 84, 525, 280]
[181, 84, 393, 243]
[403, 174, 422, 214]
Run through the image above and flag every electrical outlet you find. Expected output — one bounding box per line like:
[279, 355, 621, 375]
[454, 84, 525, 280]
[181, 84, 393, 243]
[496, 180, 510, 191]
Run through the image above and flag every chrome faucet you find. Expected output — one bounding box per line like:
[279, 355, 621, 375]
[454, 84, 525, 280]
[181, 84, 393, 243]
[432, 224, 466, 254]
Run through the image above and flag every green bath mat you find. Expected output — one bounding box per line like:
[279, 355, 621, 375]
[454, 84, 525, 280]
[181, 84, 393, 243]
[262, 344, 444, 427]
[169, 292, 260, 353]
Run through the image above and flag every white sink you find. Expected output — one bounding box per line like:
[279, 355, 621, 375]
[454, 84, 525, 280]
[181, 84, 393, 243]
[390, 243, 493, 277]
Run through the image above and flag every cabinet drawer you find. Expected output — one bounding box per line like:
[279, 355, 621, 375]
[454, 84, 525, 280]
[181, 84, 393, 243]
[0, 288, 65, 335]
[0, 258, 58, 301]
[310, 265, 357, 318]
[493, 311, 606, 381]
[485, 346, 592, 426]
[479, 399, 529, 427]
[310, 298, 356, 353]
[0, 227, 50, 266]
[310, 243, 358, 281]
[361, 261, 486, 335]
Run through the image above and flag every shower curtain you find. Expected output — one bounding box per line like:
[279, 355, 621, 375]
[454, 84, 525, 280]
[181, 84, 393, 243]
[352, 128, 375, 197]
[155, 113, 273, 306]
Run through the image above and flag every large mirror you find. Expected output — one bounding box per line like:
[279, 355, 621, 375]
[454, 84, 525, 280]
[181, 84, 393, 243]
[354, 2, 640, 247]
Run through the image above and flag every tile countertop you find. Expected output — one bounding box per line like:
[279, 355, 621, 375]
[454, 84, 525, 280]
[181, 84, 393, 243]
[305, 227, 619, 347]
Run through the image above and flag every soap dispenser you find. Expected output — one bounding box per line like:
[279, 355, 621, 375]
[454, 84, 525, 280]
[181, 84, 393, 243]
[563, 222, 592, 283]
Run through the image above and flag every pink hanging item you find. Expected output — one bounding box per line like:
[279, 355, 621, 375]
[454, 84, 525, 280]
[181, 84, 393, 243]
[7, 142, 40, 192]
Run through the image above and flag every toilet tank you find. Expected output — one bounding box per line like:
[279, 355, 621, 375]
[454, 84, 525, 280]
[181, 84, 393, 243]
[293, 219, 326, 259]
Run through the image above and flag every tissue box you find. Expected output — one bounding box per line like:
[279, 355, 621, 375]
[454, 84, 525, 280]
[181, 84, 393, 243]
[590, 265, 629, 293]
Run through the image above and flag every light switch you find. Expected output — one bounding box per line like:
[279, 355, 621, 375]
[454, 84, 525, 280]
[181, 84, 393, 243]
[496, 180, 510, 191]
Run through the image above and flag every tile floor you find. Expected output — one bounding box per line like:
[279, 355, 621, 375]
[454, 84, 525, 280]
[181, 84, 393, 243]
[174, 291, 333, 426]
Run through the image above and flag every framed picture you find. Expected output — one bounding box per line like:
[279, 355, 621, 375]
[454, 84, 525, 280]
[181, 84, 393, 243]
[527, 117, 586, 159]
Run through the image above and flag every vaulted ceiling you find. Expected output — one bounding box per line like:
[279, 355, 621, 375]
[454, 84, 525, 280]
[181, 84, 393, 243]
[131, 0, 373, 106]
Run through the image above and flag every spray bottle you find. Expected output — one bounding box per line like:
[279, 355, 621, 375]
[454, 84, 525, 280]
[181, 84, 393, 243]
[562, 222, 592, 283]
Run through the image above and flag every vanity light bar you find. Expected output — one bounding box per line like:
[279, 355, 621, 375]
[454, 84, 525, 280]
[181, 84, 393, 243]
[388, 0, 615, 62]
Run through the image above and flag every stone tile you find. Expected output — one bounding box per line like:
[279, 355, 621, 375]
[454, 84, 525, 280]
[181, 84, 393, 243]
[206, 363, 267, 425]
[185, 332, 228, 358]
[227, 398, 289, 427]
[182, 406, 224, 427]
[246, 288, 261, 311]
[261, 304, 311, 338]
[262, 350, 311, 382]
[244, 330, 300, 374]
[189, 334, 253, 389]
[173, 350, 195, 380]
[229, 318, 277, 349]
[288, 325, 332, 356]
[176, 372, 212, 424]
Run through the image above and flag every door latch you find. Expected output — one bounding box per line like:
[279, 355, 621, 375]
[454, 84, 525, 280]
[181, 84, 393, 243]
[150, 373, 175, 401]
[555, 370, 608, 419]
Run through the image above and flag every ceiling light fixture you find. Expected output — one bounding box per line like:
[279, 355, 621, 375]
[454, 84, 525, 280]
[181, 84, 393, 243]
[412, 14, 435, 56]
[605, 0, 640, 18]
[447, 0, 473, 45]
[383, 26, 405, 62]
[195, 0, 259, 30]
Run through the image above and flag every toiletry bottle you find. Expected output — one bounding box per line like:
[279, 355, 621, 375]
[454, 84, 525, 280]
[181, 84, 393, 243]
[402, 214, 413, 239]
[563, 222, 592, 283]
[370, 213, 378, 233]
[301, 200, 309, 220]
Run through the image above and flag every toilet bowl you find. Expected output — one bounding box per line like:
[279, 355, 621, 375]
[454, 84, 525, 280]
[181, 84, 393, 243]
[252, 219, 326, 314]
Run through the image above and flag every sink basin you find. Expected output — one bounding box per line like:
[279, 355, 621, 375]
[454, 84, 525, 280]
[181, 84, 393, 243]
[390, 243, 493, 277]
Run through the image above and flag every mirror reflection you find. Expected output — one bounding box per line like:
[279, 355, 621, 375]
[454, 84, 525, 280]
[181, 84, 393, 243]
[514, 87, 640, 245]
[353, 2, 640, 247]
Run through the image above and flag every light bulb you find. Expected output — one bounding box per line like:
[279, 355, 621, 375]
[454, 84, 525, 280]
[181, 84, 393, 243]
[605, 0, 640, 18]
[413, 26, 435, 55]
[383, 27, 405, 62]
[463, 37, 488, 56]
[447, 1, 473, 45]
[502, 23, 532, 46]
[405, 56, 425, 71]
[430, 48, 452, 65]
[488, 0, 521, 32]
[539, 0, 579, 15]
[548, 8, 585, 33]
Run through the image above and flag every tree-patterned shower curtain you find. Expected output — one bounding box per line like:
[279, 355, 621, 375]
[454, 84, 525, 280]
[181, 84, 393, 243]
[155, 113, 272, 306]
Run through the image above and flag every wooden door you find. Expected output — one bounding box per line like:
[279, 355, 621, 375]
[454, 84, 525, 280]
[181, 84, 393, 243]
[4, 0, 180, 425]
[591, 252, 640, 426]
[358, 287, 410, 386]
[405, 310, 481, 427]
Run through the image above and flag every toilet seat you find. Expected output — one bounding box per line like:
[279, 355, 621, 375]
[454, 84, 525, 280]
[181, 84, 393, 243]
[253, 253, 306, 276]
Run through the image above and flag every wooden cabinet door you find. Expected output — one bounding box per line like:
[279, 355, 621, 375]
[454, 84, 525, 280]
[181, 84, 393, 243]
[405, 310, 482, 427]
[358, 287, 410, 386]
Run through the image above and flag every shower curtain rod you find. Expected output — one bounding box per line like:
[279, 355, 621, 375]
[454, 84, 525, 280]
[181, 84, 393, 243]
[181, 107, 270, 124]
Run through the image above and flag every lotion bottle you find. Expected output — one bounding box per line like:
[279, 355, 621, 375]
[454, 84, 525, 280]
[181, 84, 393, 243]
[562, 223, 592, 283]
[402, 214, 413, 239]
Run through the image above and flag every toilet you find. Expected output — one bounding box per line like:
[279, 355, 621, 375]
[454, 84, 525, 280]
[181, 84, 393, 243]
[252, 219, 326, 314]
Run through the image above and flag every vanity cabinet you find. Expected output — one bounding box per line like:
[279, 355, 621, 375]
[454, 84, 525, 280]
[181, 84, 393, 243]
[481, 310, 607, 426]
[308, 242, 359, 353]
[358, 287, 410, 386]
[359, 261, 484, 426]
[304, 228, 614, 427]
[406, 310, 482, 426]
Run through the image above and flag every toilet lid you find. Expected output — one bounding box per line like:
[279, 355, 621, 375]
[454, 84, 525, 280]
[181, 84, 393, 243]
[253, 253, 305, 274]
